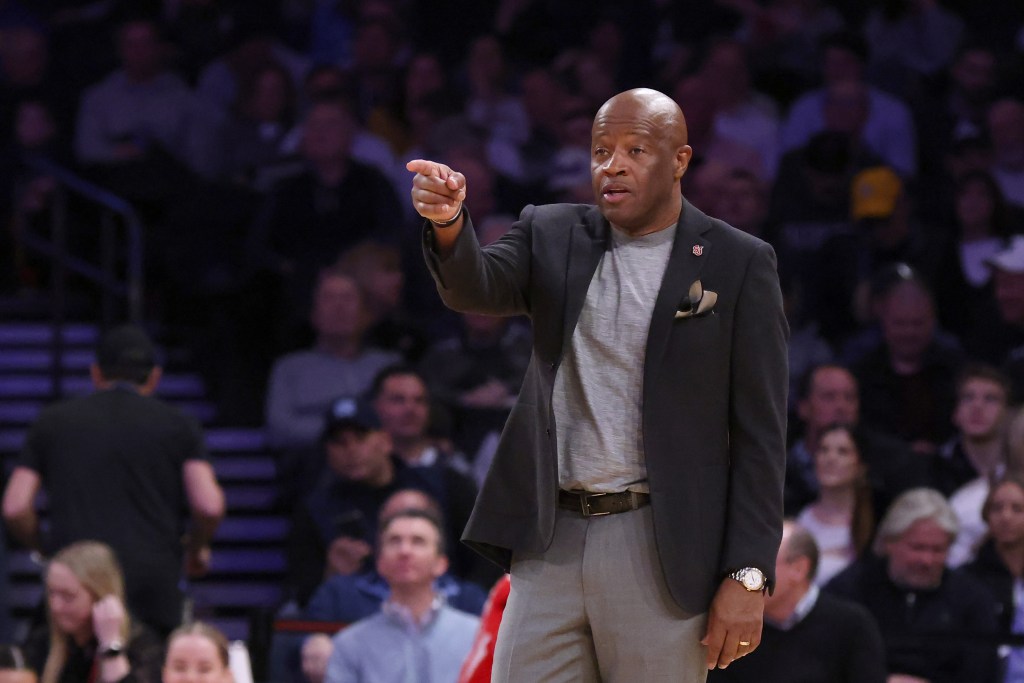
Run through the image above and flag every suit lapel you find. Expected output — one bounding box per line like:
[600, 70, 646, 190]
[561, 211, 608, 354]
[645, 199, 713, 368]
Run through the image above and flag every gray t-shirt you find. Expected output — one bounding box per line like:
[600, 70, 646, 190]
[554, 223, 676, 493]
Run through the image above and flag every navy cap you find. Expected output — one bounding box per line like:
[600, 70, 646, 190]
[323, 395, 380, 439]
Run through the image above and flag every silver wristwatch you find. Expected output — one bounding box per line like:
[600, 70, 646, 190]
[729, 567, 767, 592]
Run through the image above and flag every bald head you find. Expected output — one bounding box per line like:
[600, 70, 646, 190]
[597, 88, 689, 148]
[591, 88, 693, 235]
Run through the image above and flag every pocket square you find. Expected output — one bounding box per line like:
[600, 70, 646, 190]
[675, 280, 718, 319]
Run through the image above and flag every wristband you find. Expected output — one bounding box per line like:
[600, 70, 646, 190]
[431, 203, 463, 227]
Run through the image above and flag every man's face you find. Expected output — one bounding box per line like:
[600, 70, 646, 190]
[765, 526, 807, 611]
[880, 287, 936, 364]
[374, 375, 430, 441]
[884, 518, 952, 590]
[301, 104, 355, 164]
[376, 516, 447, 590]
[994, 270, 1024, 326]
[118, 21, 162, 80]
[953, 377, 1007, 440]
[311, 275, 364, 338]
[716, 175, 766, 235]
[325, 429, 390, 483]
[798, 367, 859, 431]
[591, 92, 691, 235]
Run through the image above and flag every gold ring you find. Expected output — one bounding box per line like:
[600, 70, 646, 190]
[738, 641, 751, 647]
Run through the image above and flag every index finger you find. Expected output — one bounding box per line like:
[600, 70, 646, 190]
[700, 621, 726, 670]
[406, 159, 465, 191]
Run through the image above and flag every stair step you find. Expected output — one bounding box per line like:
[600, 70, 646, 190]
[0, 374, 205, 398]
[208, 549, 287, 574]
[214, 456, 277, 482]
[190, 582, 282, 608]
[0, 323, 98, 346]
[206, 428, 267, 452]
[214, 517, 289, 543]
[225, 485, 280, 511]
[0, 349, 94, 371]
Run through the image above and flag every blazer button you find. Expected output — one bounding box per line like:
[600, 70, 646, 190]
[546, 427, 552, 436]
[548, 362, 556, 370]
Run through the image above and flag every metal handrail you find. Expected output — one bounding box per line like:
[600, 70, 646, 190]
[12, 154, 146, 397]
[17, 153, 145, 322]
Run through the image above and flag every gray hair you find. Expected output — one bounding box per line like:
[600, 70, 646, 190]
[872, 487, 958, 555]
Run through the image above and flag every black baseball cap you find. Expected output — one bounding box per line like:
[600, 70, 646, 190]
[323, 395, 380, 440]
[95, 324, 157, 381]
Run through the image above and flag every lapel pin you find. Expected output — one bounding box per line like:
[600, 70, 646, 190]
[692, 245, 703, 256]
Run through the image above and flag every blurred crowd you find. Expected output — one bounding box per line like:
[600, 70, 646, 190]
[5, 0, 1024, 681]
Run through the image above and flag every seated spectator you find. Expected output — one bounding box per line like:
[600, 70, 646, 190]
[785, 364, 925, 515]
[305, 489, 487, 624]
[265, 267, 401, 453]
[780, 31, 918, 178]
[714, 168, 771, 239]
[698, 39, 780, 180]
[367, 366, 488, 584]
[987, 99, 1024, 211]
[218, 61, 297, 185]
[21, 541, 163, 683]
[797, 424, 876, 585]
[0, 644, 36, 683]
[324, 509, 479, 683]
[247, 98, 402, 329]
[945, 366, 1016, 569]
[769, 131, 879, 296]
[933, 364, 1011, 497]
[862, 0, 963, 91]
[418, 311, 531, 467]
[825, 488, 999, 683]
[966, 475, 1024, 680]
[162, 622, 232, 683]
[335, 241, 429, 364]
[970, 236, 1024, 376]
[932, 170, 1013, 339]
[852, 272, 963, 455]
[811, 167, 948, 345]
[74, 16, 221, 182]
[708, 520, 885, 683]
[284, 395, 430, 607]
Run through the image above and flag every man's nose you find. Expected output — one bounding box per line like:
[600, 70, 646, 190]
[600, 151, 626, 175]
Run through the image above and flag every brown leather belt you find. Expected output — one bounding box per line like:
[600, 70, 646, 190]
[558, 489, 651, 517]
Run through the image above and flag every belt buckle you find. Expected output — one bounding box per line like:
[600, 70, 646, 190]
[579, 491, 611, 517]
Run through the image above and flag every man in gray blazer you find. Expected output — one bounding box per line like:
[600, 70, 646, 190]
[408, 88, 788, 682]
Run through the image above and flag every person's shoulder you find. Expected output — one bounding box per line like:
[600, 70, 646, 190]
[525, 202, 600, 227]
[814, 591, 879, 628]
[334, 610, 389, 643]
[440, 603, 482, 629]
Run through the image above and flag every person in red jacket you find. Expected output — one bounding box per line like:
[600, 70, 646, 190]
[458, 575, 511, 683]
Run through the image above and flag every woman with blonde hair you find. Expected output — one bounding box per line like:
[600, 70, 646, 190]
[162, 622, 233, 683]
[22, 541, 162, 683]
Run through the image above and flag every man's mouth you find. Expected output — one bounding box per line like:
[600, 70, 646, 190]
[602, 184, 630, 202]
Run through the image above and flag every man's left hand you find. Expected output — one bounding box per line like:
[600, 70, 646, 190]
[701, 578, 765, 670]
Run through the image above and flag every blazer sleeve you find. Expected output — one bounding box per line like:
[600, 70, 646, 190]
[421, 208, 534, 317]
[722, 241, 789, 582]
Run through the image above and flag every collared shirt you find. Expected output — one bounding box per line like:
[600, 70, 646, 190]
[768, 584, 820, 631]
[382, 594, 445, 632]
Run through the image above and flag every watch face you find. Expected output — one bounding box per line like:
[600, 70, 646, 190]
[741, 569, 765, 589]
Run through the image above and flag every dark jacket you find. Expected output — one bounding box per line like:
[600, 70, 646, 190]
[424, 200, 789, 613]
[825, 554, 999, 683]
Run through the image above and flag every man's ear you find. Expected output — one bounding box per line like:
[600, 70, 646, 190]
[675, 145, 693, 181]
[433, 554, 449, 580]
[139, 366, 162, 396]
